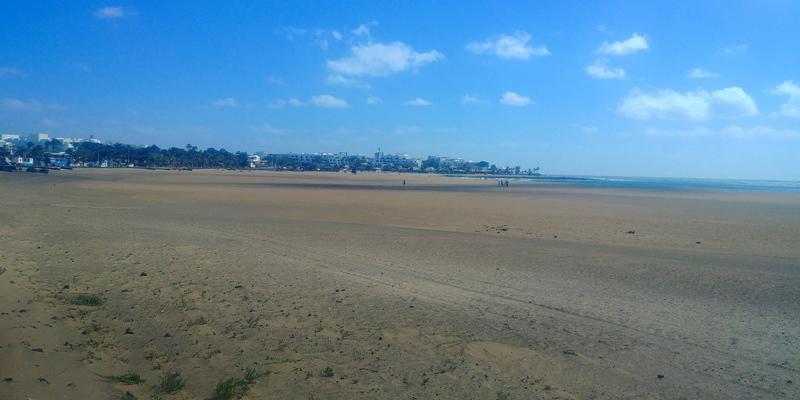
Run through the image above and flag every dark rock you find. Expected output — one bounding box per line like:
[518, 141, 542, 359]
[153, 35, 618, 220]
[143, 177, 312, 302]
[696, 241, 702, 244]
[139, 272, 147, 277]
[657, 374, 665, 379]
[234, 285, 243, 289]
[21, 341, 31, 347]
[51, 316, 58, 320]
[164, 333, 171, 337]
[18, 309, 27, 313]
[64, 342, 69, 346]
[63, 284, 69, 289]
[81, 330, 88, 335]
[38, 377, 50, 384]
[32, 348, 43, 352]
[124, 328, 134, 335]
[2, 377, 11, 382]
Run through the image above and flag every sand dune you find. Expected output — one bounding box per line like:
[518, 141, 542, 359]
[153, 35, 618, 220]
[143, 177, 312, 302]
[1, 169, 798, 399]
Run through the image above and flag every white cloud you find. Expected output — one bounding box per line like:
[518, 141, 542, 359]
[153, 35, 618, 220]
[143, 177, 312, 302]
[461, 94, 480, 104]
[645, 126, 799, 139]
[212, 98, 238, 107]
[325, 74, 370, 89]
[0, 67, 25, 78]
[267, 76, 284, 84]
[596, 32, 648, 55]
[466, 31, 550, 59]
[94, 7, 124, 19]
[499, 92, 530, 106]
[585, 60, 625, 79]
[332, 31, 343, 40]
[367, 96, 382, 105]
[352, 24, 370, 36]
[688, 68, 719, 79]
[311, 94, 348, 108]
[288, 98, 304, 106]
[327, 42, 444, 76]
[1, 98, 69, 111]
[619, 87, 758, 120]
[769, 81, 800, 117]
[250, 124, 287, 135]
[578, 125, 600, 133]
[405, 98, 433, 106]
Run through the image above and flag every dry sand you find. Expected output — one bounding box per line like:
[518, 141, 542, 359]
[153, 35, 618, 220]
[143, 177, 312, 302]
[1, 169, 798, 399]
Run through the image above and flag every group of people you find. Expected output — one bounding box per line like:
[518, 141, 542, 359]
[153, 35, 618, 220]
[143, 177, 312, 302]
[498, 180, 509, 187]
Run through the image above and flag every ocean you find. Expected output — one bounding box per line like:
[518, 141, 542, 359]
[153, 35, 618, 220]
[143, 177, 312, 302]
[476, 175, 800, 193]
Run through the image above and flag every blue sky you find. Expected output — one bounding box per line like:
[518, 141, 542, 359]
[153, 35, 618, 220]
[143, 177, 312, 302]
[2, 1, 799, 180]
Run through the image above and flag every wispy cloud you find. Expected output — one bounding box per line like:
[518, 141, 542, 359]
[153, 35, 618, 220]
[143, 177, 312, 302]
[327, 42, 444, 76]
[577, 125, 600, 133]
[645, 126, 799, 139]
[325, 74, 370, 89]
[268, 99, 286, 109]
[311, 94, 348, 108]
[267, 76, 284, 85]
[367, 96, 382, 105]
[94, 7, 125, 19]
[212, 98, 238, 107]
[351, 21, 377, 38]
[723, 44, 747, 54]
[596, 32, 648, 55]
[688, 68, 719, 79]
[250, 124, 287, 135]
[332, 31, 343, 40]
[466, 31, 550, 59]
[619, 87, 758, 120]
[499, 92, 530, 106]
[585, 60, 625, 79]
[1, 98, 69, 111]
[405, 98, 433, 106]
[461, 94, 480, 104]
[288, 98, 304, 106]
[769, 80, 800, 117]
[75, 62, 91, 72]
[0, 67, 26, 78]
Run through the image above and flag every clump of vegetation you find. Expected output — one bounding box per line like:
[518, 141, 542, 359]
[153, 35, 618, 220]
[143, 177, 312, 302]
[243, 367, 269, 384]
[210, 377, 248, 400]
[100, 371, 145, 385]
[69, 293, 105, 306]
[120, 391, 137, 400]
[321, 367, 334, 378]
[209, 368, 270, 400]
[188, 316, 208, 326]
[156, 371, 184, 394]
[0, 267, 6, 275]
[496, 391, 511, 400]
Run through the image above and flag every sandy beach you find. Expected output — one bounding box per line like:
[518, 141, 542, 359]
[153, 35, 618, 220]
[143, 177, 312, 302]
[1, 169, 798, 399]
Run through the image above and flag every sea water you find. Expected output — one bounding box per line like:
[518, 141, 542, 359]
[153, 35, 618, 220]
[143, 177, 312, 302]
[481, 176, 800, 193]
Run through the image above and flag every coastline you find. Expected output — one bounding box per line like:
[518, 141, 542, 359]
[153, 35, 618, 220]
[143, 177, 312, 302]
[2, 168, 798, 399]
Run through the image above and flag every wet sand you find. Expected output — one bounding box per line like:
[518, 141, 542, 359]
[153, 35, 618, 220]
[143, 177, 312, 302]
[1, 169, 798, 399]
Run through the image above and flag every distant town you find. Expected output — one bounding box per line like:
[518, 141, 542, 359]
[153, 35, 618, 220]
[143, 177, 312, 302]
[0, 133, 541, 175]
